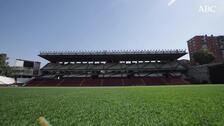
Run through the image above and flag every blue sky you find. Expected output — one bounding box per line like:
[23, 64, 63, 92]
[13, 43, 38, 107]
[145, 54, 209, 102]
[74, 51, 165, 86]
[0, 0, 223, 65]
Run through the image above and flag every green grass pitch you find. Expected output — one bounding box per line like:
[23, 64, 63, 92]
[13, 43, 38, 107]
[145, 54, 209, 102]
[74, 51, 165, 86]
[1, 85, 224, 126]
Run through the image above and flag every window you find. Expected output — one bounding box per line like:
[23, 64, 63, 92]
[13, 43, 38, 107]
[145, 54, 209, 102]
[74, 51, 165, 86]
[202, 44, 207, 49]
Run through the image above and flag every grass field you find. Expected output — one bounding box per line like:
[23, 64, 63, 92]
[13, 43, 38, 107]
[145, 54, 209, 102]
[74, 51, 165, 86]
[1, 85, 224, 126]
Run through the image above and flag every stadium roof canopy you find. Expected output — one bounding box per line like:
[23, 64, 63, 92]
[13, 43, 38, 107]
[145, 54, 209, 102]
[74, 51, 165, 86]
[39, 49, 187, 62]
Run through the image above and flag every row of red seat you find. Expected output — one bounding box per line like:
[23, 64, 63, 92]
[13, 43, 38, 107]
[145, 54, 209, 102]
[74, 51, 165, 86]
[26, 77, 190, 86]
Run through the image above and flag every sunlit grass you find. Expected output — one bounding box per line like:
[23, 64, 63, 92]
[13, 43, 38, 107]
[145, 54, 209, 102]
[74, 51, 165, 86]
[1, 85, 224, 126]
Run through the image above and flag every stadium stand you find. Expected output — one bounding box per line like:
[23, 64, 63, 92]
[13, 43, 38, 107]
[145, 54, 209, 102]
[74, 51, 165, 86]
[26, 49, 190, 86]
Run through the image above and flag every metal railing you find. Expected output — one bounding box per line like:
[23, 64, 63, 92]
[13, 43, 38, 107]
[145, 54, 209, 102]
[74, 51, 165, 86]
[12, 67, 34, 76]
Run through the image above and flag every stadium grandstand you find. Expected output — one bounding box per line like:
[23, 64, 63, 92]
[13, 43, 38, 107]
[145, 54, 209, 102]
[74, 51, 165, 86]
[26, 49, 190, 86]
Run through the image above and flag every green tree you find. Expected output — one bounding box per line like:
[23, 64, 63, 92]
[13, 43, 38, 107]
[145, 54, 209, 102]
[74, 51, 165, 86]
[193, 50, 215, 65]
[0, 56, 12, 76]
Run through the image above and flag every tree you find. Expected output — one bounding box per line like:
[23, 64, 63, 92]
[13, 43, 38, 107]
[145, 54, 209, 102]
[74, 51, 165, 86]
[0, 56, 12, 76]
[193, 50, 215, 65]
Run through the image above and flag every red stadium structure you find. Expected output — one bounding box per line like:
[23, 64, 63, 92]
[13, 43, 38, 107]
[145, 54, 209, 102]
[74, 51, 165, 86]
[26, 49, 190, 86]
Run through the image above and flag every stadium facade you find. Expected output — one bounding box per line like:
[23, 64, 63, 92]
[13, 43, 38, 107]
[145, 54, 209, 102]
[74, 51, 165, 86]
[27, 49, 190, 86]
[12, 59, 41, 84]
